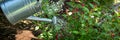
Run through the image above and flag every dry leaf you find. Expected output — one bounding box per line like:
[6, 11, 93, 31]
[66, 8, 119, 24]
[15, 30, 37, 40]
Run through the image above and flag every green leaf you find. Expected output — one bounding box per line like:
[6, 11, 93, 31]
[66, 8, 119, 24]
[93, 0, 100, 5]
[80, 29, 86, 35]
[88, 3, 94, 8]
[55, 25, 62, 31]
[66, 2, 75, 8]
[76, 4, 82, 9]
[82, 7, 89, 13]
[72, 31, 79, 34]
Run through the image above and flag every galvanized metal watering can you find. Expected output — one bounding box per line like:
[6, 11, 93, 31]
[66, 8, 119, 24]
[0, 0, 58, 25]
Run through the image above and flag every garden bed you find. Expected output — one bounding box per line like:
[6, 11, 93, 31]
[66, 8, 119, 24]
[0, 0, 120, 40]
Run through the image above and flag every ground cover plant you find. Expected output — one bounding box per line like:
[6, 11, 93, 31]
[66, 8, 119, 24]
[33, 0, 120, 40]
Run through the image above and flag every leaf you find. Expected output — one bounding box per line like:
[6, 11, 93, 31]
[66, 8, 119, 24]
[81, 30, 86, 35]
[66, 2, 75, 8]
[72, 31, 79, 34]
[55, 25, 62, 31]
[15, 30, 37, 40]
[93, 0, 100, 5]
[75, 4, 82, 9]
[82, 7, 89, 13]
[88, 3, 94, 8]
[35, 26, 40, 30]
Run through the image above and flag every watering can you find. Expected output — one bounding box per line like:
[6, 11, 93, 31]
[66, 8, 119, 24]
[0, 0, 58, 25]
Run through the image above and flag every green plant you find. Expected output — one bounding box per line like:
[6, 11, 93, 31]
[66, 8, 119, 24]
[33, 0, 120, 40]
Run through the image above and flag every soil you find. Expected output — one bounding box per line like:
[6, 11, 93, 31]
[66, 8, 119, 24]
[0, 9, 42, 40]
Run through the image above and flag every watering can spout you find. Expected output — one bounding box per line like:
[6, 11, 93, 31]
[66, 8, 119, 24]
[27, 16, 52, 22]
[0, 0, 41, 24]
